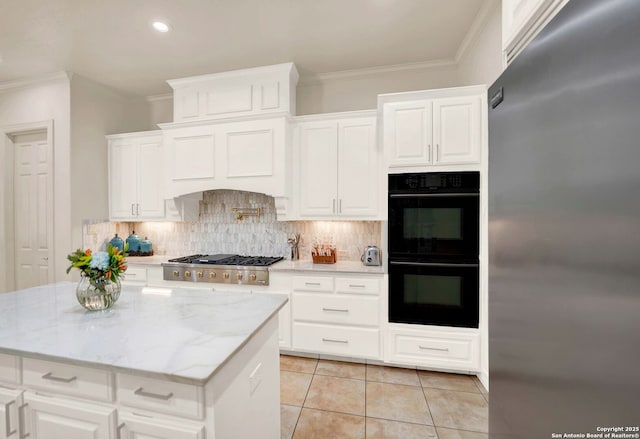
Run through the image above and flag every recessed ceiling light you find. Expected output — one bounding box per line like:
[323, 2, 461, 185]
[151, 20, 171, 33]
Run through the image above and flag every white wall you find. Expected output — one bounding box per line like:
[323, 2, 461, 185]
[457, 0, 503, 88]
[70, 75, 149, 252]
[147, 96, 173, 128]
[0, 76, 71, 290]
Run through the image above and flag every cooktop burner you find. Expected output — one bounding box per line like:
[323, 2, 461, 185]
[167, 254, 283, 266]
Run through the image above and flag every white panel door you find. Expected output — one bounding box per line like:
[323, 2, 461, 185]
[433, 96, 481, 164]
[224, 127, 274, 178]
[14, 136, 53, 290]
[136, 137, 165, 218]
[337, 118, 378, 217]
[167, 126, 216, 181]
[118, 411, 204, 439]
[109, 139, 138, 220]
[0, 387, 23, 439]
[383, 100, 432, 167]
[22, 392, 116, 439]
[298, 122, 338, 216]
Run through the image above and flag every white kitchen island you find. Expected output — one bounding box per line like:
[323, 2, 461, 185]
[0, 282, 287, 439]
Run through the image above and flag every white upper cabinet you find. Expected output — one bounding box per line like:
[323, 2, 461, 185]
[380, 86, 486, 170]
[295, 112, 379, 219]
[108, 131, 165, 221]
[503, 0, 569, 63]
[162, 117, 290, 201]
[168, 63, 299, 123]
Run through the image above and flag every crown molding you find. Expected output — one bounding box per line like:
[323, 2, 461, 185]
[298, 58, 457, 86]
[146, 93, 173, 102]
[455, 0, 499, 63]
[0, 71, 71, 93]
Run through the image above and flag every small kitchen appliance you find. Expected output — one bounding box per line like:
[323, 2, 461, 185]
[361, 246, 381, 266]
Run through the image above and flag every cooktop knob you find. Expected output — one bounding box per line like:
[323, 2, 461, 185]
[223, 272, 230, 280]
[209, 272, 216, 279]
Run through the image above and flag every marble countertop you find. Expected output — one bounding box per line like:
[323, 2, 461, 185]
[126, 255, 179, 266]
[0, 282, 287, 384]
[270, 260, 385, 274]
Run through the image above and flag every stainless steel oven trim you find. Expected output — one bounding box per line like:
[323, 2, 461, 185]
[389, 193, 479, 198]
[389, 261, 479, 268]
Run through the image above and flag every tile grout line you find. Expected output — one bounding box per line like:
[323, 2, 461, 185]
[421, 385, 438, 438]
[291, 359, 319, 438]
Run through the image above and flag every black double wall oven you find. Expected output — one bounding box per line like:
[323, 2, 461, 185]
[388, 171, 480, 328]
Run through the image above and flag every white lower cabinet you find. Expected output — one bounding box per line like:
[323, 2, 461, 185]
[387, 325, 480, 372]
[118, 411, 204, 439]
[22, 391, 116, 439]
[291, 273, 383, 360]
[0, 386, 23, 439]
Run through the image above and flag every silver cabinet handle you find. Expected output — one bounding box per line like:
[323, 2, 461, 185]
[322, 338, 348, 344]
[332, 199, 336, 213]
[338, 199, 342, 213]
[322, 307, 349, 313]
[134, 387, 174, 400]
[117, 422, 126, 439]
[42, 372, 77, 383]
[419, 346, 449, 352]
[435, 144, 439, 162]
[4, 400, 16, 437]
[305, 282, 321, 286]
[136, 203, 140, 216]
[18, 404, 28, 439]
[348, 284, 365, 288]
[131, 203, 135, 216]
[428, 144, 432, 162]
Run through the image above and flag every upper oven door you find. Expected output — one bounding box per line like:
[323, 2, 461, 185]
[388, 192, 479, 261]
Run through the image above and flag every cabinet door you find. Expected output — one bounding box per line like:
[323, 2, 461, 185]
[0, 387, 22, 439]
[298, 122, 339, 216]
[383, 100, 432, 167]
[433, 95, 481, 164]
[118, 411, 204, 439]
[337, 118, 378, 217]
[136, 136, 166, 218]
[22, 391, 116, 439]
[109, 139, 138, 220]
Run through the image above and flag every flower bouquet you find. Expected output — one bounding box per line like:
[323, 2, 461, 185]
[67, 244, 128, 310]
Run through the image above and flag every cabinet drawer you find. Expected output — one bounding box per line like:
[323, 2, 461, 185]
[117, 373, 205, 420]
[293, 323, 380, 359]
[0, 353, 20, 384]
[292, 276, 333, 292]
[335, 277, 380, 295]
[293, 293, 379, 326]
[389, 329, 480, 371]
[124, 267, 147, 283]
[22, 358, 114, 402]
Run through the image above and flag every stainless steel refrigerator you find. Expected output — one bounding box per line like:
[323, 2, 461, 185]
[488, 1, 640, 437]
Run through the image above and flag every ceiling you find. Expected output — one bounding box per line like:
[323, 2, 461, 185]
[0, 0, 488, 97]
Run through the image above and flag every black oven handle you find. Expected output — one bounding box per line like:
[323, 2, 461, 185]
[389, 261, 479, 268]
[389, 193, 479, 198]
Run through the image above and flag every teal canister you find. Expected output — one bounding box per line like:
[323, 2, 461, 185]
[126, 231, 141, 253]
[139, 237, 153, 255]
[109, 234, 124, 252]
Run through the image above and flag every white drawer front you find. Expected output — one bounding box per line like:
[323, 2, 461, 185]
[117, 373, 205, 420]
[123, 267, 147, 283]
[0, 353, 20, 384]
[293, 323, 380, 359]
[389, 330, 480, 371]
[292, 276, 333, 292]
[335, 277, 380, 295]
[22, 357, 113, 401]
[293, 293, 379, 327]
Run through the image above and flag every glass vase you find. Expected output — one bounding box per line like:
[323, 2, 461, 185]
[76, 275, 121, 311]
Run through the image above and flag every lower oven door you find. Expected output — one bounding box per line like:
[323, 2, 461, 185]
[389, 261, 479, 328]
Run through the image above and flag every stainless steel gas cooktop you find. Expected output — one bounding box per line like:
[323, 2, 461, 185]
[161, 254, 283, 285]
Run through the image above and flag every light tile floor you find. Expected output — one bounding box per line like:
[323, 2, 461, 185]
[280, 355, 488, 439]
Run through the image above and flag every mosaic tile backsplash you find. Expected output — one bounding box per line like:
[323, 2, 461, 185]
[84, 190, 382, 261]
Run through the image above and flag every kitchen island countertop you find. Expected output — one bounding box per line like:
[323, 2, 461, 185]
[0, 282, 287, 384]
